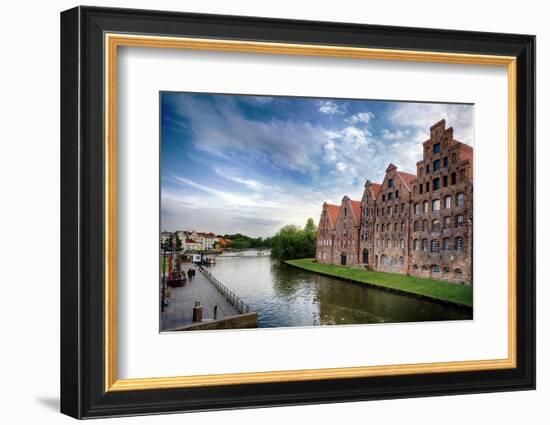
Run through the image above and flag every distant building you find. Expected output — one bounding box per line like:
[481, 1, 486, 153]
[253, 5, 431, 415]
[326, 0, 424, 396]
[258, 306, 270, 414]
[316, 120, 473, 284]
[197, 232, 219, 250]
[184, 239, 202, 251]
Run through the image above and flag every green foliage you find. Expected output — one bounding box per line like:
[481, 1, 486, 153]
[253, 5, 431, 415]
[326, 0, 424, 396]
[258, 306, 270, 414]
[174, 232, 182, 252]
[270, 219, 317, 260]
[285, 259, 473, 307]
[223, 233, 270, 249]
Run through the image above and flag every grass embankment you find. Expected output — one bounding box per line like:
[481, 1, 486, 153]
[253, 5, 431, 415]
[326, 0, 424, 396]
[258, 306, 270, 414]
[285, 259, 472, 308]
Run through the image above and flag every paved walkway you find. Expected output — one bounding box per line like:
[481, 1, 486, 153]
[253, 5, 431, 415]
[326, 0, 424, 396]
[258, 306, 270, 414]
[161, 264, 239, 331]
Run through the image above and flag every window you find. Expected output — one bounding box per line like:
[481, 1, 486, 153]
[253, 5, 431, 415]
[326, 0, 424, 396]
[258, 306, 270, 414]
[388, 178, 394, 188]
[399, 256, 404, 265]
[419, 184, 423, 194]
[432, 265, 441, 273]
[385, 239, 389, 248]
[395, 190, 399, 199]
[413, 239, 419, 250]
[443, 238, 450, 250]
[422, 239, 428, 252]
[382, 194, 386, 202]
[344, 207, 347, 217]
[432, 219, 440, 231]
[460, 169, 466, 181]
[457, 192, 464, 206]
[413, 264, 419, 270]
[388, 206, 392, 215]
[376, 224, 379, 231]
[422, 219, 428, 231]
[394, 223, 398, 231]
[454, 268, 463, 279]
[456, 214, 464, 228]
[433, 143, 441, 154]
[443, 175, 448, 187]
[401, 203, 405, 213]
[381, 224, 385, 231]
[415, 203, 420, 215]
[395, 204, 399, 214]
[443, 157, 448, 167]
[401, 222, 405, 231]
[400, 239, 405, 249]
[426, 165, 431, 174]
[381, 254, 388, 265]
[444, 216, 451, 229]
[451, 172, 457, 185]
[423, 201, 429, 213]
[452, 153, 457, 163]
[433, 159, 441, 171]
[413, 220, 419, 231]
[431, 240, 440, 252]
[391, 256, 397, 265]
[388, 192, 393, 201]
[425, 182, 430, 192]
[432, 199, 440, 211]
[433, 177, 440, 190]
[444, 195, 451, 209]
[455, 237, 464, 251]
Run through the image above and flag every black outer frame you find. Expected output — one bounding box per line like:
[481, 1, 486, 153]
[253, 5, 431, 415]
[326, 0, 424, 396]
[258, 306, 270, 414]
[60, 5, 536, 419]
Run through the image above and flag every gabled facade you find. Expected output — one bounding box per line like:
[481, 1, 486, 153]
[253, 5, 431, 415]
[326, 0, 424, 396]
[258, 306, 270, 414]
[332, 196, 361, 266]
[371, 164, 414, 273]
[315, 119, 473, 284]
[316, 202, 340, 264]
[408, 120, 473, 283]
[358, 181, 380, 266]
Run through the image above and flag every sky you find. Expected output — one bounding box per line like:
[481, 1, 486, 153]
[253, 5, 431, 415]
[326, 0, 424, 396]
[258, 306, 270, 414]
[160, 92, 473, 238]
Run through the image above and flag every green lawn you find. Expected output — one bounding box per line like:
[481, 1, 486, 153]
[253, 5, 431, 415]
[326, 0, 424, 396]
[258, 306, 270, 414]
[285, 259, 473, 308]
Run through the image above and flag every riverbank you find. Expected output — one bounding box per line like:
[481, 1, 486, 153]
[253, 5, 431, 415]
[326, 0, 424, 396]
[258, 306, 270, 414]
[285, 259, 473, 308]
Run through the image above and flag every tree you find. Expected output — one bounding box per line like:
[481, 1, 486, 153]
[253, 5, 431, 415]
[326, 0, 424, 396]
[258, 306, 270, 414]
[270, 218, 317, 260]
[174, 232, 182, 252]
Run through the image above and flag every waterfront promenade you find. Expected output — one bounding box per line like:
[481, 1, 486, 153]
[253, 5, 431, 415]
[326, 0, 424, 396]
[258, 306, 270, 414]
[161, 264, 241, 331]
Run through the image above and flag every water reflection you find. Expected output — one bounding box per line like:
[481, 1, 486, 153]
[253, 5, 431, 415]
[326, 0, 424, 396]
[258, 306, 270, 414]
[208, 252, 472, 328]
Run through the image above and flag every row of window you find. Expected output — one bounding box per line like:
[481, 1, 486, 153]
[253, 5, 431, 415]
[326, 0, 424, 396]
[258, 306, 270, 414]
[375, 222, 406, 232]
[412, 237, 465, 252]
[381, 190, 399, 202]
[380, 254, 405, 266]
[412, 264, 463, 278]
[365, 192, 466, 219]
[413, 215, 466, 232]
[376, 238, 407, 249]
[414, 193, 464, 214]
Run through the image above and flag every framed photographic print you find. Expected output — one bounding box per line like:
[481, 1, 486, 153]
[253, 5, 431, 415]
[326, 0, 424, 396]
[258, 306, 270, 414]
[60, 6, 536, 419]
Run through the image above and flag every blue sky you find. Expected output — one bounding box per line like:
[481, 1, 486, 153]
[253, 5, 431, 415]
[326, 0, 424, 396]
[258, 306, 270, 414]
[161, 92, 473, 237]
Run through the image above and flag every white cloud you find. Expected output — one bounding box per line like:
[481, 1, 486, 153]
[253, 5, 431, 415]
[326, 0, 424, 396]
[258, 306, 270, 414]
[381, 128, 409, 141]
[346, 111, 375, 125]
[172, 96, 325, 173]
[389, 103, 474, 145]
[319, 101, 346, 114]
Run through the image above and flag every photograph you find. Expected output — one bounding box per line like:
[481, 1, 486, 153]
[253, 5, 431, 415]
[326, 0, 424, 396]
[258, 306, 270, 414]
[159, 92, 474, 332]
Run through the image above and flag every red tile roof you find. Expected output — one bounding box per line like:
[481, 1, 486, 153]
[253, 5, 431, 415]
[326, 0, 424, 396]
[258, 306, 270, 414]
[397, 171, 417, 190]
[349, 200, 362, 223]
[370, 183, 382, 199]
[325, 204, 341, 228]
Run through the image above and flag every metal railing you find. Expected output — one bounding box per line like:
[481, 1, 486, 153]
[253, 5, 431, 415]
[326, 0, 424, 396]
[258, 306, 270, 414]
[198, 266, 251, 314]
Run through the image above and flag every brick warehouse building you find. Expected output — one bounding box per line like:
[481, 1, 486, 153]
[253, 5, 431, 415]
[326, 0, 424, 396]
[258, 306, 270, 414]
[316, 120, 473, 284]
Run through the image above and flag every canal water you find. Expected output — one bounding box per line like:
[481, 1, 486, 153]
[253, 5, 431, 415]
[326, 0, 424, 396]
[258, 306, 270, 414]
[207, 251, 472, 328]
